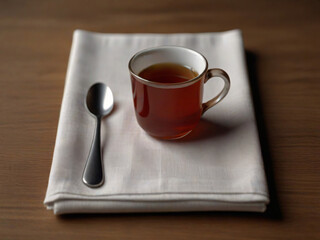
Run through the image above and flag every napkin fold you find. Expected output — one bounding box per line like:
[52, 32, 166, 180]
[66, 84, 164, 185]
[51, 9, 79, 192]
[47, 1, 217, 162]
[44, 29, 269, 214]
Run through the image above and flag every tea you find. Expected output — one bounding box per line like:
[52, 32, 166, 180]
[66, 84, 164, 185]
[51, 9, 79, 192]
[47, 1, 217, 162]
[131, 63, 203, 139]
[129, 46, 230, 140]
[138, 63, 198, 84]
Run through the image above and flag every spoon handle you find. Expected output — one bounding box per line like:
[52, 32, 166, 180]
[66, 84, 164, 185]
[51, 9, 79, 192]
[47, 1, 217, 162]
[83, 118, 104, 188]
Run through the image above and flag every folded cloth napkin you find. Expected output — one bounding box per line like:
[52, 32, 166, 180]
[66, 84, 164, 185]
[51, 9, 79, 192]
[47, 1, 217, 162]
[44, 29, 269, 214]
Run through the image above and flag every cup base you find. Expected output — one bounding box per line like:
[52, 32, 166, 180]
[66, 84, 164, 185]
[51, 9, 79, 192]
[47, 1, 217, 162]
[147, 130, 192, 140]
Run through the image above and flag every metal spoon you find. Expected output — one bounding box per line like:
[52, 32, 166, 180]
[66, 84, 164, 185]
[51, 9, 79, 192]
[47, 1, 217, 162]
[83, 83, 114, 188]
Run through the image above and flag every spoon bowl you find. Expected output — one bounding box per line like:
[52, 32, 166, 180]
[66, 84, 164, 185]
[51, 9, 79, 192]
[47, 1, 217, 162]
[86, 83, 114, 117]
[83, 83, 114, 188]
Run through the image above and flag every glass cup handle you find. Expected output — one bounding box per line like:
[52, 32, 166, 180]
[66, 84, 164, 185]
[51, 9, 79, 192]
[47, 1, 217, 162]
[202, 68, 231, 115]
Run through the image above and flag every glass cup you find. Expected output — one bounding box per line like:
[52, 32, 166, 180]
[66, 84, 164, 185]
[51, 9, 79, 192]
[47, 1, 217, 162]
[129, 46, 230, 140]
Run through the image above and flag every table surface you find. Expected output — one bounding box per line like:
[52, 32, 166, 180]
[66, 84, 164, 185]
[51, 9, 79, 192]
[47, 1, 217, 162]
[1, 0, 319, 239]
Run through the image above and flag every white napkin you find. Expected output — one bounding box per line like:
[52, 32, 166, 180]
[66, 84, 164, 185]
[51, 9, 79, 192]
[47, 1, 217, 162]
[44, 29, 269, 214]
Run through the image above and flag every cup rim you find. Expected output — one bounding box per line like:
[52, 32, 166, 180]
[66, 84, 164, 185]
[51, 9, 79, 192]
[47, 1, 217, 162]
[128, 46, 208, 89]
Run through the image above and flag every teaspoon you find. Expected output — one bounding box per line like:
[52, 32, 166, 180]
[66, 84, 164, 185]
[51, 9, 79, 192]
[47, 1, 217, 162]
[83, 83, 114, 188]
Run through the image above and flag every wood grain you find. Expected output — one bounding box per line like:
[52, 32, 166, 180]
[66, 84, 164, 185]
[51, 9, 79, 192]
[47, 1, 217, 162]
[0, 0, 319, 239]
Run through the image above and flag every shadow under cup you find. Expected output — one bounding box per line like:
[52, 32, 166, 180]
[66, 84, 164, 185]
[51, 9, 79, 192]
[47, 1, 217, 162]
[129, 46, 230, 140]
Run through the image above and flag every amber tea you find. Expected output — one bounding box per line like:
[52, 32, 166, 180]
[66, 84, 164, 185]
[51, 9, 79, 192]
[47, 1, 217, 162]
[138, 63, 198, 84]
[132, 63, 202, 139]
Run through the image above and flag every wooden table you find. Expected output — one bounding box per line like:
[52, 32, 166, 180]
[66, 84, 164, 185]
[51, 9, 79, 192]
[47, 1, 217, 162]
[1, 0, 319, 239]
